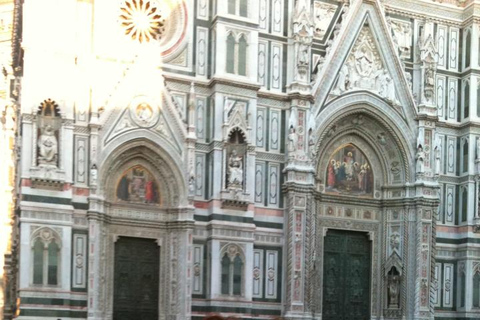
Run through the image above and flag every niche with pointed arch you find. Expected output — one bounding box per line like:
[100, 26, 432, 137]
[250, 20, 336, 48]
[325, 144, 373, 197]
[116, 165, 160, 204]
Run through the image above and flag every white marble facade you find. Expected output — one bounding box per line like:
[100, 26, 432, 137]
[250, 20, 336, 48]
[4, 0, 480, 319]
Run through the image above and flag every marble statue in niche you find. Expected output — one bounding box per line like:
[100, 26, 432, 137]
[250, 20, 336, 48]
[37, 99, 61, 167]
[423, 66, 435, 103]
[325, 144, 373, 196]
[287, 126, 298, 159]
[313, 1, 337, 39]
[226, 129, 246, 190]
[387, 267, 401, 309]
[90, 164, 98, 185]
[294, 29, 312, 82]
[228, 150, 243, 187]
[416, 144, 425, 174]
[297, 42, 309, 67]
[116, 165, 159, 204]
[38, 125, 58, 165]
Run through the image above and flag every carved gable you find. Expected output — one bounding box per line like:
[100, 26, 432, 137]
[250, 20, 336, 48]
[331, 26, 399, 105]
[104, 95, 183, 154]
[312, 3, 417, 125]
[223, 99, 250, 143]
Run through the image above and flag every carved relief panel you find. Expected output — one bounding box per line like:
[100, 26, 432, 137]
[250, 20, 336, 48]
[388, 18, 412, 60]
[313, 1, 337, 40]
[74, 136, 88, 185]
[258, 42, 268, 87]
[449, 28, 459, 71]
[258, 0, 269, 30]
[436, 25, 447, 69]
[196, 27, 208, 77]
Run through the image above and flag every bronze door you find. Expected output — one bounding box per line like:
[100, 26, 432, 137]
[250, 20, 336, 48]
[113, 237, 160, 320]
[322, 230, 371, 320]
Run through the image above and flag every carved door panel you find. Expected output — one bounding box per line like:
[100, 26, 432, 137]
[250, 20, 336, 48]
[322, 230, 371, 320]
[113, 237, 160, 320]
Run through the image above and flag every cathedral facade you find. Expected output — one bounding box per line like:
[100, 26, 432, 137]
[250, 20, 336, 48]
[3, 0, 480, 319]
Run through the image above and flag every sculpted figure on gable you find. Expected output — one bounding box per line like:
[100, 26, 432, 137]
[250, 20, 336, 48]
[313, 1, 337, 39]
[130, 100, 159, 127]
[387, 18, 412, 60]
[136, 103, 153, 122]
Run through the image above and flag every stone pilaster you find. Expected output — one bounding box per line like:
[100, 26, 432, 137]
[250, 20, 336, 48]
[283, 184, 314, 319]
[166, 217, 194, 319]
[283, 101, 315, 318]
[288, 0, 314, 94]
[86, 196, 107, 320]
[411, 187, 438, 320]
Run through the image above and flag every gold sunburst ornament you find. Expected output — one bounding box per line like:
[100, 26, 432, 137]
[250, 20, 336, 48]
[120, 0, 165, 43]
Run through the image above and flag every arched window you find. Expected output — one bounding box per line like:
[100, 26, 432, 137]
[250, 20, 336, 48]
[33, 239, 44, 285]
[31, 229, 61, 286]
[477, 81, 480, 117]
[221, 254, 230, 295]
[228, 0, 236, 14]
[465, 30, 471, 69]
[225, 32, 249, 76]
[48, 240, 59, 285]
[459, 269, 466, 307]
[238, 36, 247, 76]
[461, 185, 468, 222]
[463, 138, 469, 173]
[233, 255, 243, 295]
[226, 33, 236, 74]
[473, 271, 480, 307]
[220, 245, 244, 296]
[239, 0, 248, 17]
[464, 80, 470, 119]
[227, 0, 248, 18]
